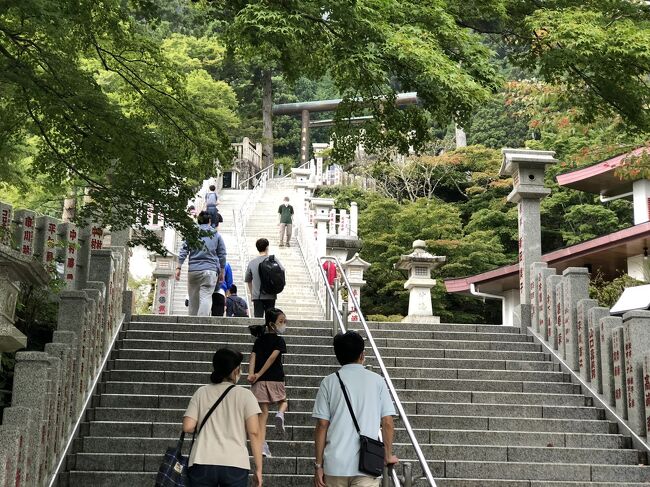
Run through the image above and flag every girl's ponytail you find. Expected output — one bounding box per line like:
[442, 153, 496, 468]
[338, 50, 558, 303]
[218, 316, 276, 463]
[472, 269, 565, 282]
[249, 324, 266, 337]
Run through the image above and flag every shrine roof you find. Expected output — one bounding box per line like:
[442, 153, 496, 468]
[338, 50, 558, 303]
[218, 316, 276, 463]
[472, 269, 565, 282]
[556, 146, 650, 196]
[444, 222, 650, 295]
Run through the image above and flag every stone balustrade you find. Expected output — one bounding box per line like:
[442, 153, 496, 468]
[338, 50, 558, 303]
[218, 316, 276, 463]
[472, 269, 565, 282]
[0, 200, 132, 487]
[529, 261, 650, 440]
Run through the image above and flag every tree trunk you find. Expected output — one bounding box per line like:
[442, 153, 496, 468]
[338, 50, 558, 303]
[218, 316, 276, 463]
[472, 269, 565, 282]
[261, 69, 274, 169]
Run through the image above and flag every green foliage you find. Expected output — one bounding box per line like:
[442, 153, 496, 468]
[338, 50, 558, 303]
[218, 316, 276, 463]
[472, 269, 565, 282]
[204, 0, 500, 161]
[590, 272, 646, 308]
[0, 0, 238, 251]
[367, 314, 404, 323]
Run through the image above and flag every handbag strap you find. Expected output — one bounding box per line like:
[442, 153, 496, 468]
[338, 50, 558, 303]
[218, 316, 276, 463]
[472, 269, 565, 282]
[335, 372, 361, 436]
[188, 384, 236, 454]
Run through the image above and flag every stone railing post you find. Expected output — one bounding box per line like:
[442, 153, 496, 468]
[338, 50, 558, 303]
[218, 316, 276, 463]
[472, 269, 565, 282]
[0, 202, 12, 245]
[586, 307, 610, 394]
[622, 310, 650, 436]
[311, 198, 335, 258]
[10, 351, 51, 486]
[537, 267, 555, 340]
[12, 209, 36, 256]
[612, 326, 628, 419]
[0, 425, 23, 487]
[43, 355, 62, 476]
[600, 317, 623, 406]
[34, 216, 60, 269]
[1, 407, 32, 487]
[576, 298, 598, 382]
[44, 341, 73, 459]
[555, 279, 565, 353]
[561, 268, 590, 370]
[57, 291, 89, 413]
[546, 274, 563, 350]
[529, 262, 547, 335]
[52, 330, 79, 435]
[57, 223, 79, 289]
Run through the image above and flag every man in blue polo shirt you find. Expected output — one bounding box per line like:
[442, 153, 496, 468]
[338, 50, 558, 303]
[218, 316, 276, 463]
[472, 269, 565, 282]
[312, 331, 398, 487]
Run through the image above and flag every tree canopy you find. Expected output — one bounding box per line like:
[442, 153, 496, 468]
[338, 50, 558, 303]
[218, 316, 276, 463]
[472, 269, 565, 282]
[0, 0, 237, 248]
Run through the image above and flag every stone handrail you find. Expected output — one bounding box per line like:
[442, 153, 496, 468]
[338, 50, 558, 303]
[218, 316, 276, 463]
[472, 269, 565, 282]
[527, 262, 650, 452]
[0, 201, 132, 487]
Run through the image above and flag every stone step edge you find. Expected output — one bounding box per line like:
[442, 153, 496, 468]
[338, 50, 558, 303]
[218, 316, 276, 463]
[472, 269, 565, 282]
[105, 368, 568, 381]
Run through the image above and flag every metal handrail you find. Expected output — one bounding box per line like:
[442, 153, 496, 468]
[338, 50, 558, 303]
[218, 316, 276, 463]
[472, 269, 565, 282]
[316, 256, 437, 487]
[231, 171, 269, 305]
[238, 164, 274, 189]
[293, 222, 327, 317]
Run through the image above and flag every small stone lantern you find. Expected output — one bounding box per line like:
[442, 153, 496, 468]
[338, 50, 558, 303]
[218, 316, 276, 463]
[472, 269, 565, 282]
[343, 253, 371, 323]
[396, 240, 446, 324]
[310, 198, 335, 258]
[152, 253, 177, 315]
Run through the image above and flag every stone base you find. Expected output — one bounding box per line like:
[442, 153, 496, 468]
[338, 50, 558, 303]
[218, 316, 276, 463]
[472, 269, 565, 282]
[0, 323, 27, 352]
[402, 314, 441, 324]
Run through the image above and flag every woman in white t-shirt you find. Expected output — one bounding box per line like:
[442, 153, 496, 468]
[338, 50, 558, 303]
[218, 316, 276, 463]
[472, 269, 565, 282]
[183, 348, 263, 486]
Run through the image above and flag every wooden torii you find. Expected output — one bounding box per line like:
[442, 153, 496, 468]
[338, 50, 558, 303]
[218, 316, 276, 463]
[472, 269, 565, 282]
[272, 92, 419, 165]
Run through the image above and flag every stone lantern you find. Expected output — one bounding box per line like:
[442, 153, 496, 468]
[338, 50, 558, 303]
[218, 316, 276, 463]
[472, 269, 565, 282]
[396, 240, 446, 324]
[343, 253, 370, 323]
[310, 198, 335, 258]
[151, 253, 177, 315]
[500, 148, 557, 328]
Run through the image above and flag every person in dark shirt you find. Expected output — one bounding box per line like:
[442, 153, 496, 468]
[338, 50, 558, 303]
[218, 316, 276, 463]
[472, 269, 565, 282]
[226, 284, 249, 317]
[247, 308, 288, 458]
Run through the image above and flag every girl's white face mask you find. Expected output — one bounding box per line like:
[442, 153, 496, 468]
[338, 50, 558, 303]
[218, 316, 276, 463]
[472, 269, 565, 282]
[276, 325, 287, 334]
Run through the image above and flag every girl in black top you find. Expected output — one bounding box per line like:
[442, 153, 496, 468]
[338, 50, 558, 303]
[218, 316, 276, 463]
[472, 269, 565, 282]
[248, 308, 288, 457]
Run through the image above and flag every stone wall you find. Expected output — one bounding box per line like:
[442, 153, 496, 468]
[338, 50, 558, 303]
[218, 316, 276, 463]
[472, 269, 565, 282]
[0, 201, 132, 487]
[529, 262, 650, 441]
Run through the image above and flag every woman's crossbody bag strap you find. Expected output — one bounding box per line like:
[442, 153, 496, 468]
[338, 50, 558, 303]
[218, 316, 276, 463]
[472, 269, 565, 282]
[189, 384, 235, 454]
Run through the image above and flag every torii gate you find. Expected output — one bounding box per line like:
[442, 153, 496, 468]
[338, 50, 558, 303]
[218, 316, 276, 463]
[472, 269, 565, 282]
[272, 92, 419, 165]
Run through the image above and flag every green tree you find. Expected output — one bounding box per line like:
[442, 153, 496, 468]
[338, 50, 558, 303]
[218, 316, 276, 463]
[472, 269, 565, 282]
[203, 0, 500, 163]
[0, 0, 236, 250]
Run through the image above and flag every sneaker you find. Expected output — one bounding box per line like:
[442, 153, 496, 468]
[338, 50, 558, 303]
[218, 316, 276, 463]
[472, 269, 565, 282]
[262, 442, 272, 458]
[286, 242, 290, 247]
[275, 412, 286, 434]
[279, 242, 284, 247]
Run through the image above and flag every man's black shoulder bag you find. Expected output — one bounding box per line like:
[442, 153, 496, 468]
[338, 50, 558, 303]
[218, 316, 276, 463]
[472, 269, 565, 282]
[335, 372, 385, 477]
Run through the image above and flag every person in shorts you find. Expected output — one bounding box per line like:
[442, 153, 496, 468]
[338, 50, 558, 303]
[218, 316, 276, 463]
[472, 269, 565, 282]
[247, 307, 289, 458]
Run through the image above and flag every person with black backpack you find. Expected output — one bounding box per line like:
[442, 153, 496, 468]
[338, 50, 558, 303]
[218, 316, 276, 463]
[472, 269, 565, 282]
[245, 238, 286, 318]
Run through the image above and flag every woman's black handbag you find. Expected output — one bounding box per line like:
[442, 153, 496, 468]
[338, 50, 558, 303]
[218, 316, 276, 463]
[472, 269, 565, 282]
[155, 385, 235, 487]
[335, 372, 385, 477]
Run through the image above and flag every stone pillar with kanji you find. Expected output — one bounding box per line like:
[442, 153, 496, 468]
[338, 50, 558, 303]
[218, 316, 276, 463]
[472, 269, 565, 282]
[13, 209, 36, 257]
[500, 148, 557, 330]
[152, 253, 177, 315]
[343, 253, 370, 324]
[57, 223, 79, 289]
[310, 198, 335, 258]
[396, 240, 446, 324]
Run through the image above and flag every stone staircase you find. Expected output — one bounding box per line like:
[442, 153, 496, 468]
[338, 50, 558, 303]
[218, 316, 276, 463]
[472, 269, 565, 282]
[171, 189, 253, 315]
[242, 177, 323, 320]
[60, 315, 650, 486]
